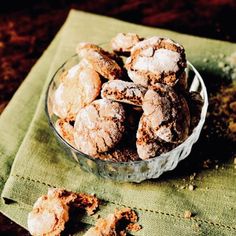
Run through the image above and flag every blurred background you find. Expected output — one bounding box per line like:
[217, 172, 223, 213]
[0, 0, 236, 234]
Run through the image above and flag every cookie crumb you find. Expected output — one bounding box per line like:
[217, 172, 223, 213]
[188, 184, 195, 191]
[84, 208, 141, 236]
[184, 210, 192, 219]
[189, 172, 196, 181]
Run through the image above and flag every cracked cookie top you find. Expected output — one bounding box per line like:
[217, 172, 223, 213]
[111, 32, 142, 54]
[76, 42, 123, 80]
[74, 99, 126, 156]
[136, 85, 190, 159]
[52, 61, 101, 120]
[125, 36, 186, 87]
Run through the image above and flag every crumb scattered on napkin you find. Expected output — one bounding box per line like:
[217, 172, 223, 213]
[84, 207, 141, 236]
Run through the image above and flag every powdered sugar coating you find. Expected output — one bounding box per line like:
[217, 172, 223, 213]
[52, 62, 101, 120]
[76, 42, 123, 80]
[136, 85, 190, 159]
[27, 190, 71, 236]
[136, 115, 176, 160]
[74, 99, 126, 156]
[101, 80, 147, 106]
[125, 36, 186, 87]
[111, 33, 142, 53]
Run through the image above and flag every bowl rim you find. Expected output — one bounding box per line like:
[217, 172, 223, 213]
[45, 55, 208, 166]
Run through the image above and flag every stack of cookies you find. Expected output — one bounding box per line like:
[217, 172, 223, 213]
[52, 33, 203, 161]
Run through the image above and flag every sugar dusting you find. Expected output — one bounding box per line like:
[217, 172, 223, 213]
[133, 48, 180, 73]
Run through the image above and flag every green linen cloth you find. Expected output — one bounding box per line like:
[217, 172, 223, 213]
[0, 10, 236, 235]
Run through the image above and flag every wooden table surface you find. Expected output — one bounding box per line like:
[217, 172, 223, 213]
[0, 0, 236, 234]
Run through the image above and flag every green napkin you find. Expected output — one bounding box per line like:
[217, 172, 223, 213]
[0, 10, 236, 235]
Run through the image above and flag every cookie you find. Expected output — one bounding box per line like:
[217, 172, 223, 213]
[136, 115, 176, 160]
[111, 33, 142, 54]
[27, 189, 99, 236]
[125, 36, 186, 87]
[52, 61, 102, 120]
[94, 147, 140, 162]
[74, 99, 126, 156]
[101, 80, 147, 106]
[142, 86, 190, 143]
[76, 42, 123, 80]
[55, 119, 75, 146]
[27, 189, 71, 236]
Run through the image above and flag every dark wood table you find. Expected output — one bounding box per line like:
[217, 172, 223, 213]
[1, 0, 236, 234]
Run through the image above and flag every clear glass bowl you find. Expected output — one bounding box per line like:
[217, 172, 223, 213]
[45, 54, 208, 183]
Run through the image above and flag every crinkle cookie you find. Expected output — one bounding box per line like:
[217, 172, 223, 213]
[52, 61, 101, 120]
[136, 115, 176, 160]
[136, 86, 190, 159]
[111, 33, 142, 53]
[76, 42, 123, 80]
[55, 119, 75, 146]
[27, 189, 73, 236]
[142, 86, 190, 143]
[125, 36, 186, 87]
[74, 99, 126, 156]
[101, 80, 147, 106]
[27, 189, 99, 236]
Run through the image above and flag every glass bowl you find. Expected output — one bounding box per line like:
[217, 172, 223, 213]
[45, 54, 208, 183]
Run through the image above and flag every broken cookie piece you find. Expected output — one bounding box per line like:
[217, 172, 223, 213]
[76, 42, 123, 80]
[125, 36, 186, 87]
[101, 80, 147, 106]
[111, 33, 143, 54]
[27, 188, 99, 236]
[84, 208, 141, 236]
[74, 99, 126, 156]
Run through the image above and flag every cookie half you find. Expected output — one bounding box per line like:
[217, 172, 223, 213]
[101, 80, 147, 106]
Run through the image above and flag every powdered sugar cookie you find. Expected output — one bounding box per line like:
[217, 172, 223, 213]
[76, 42, 123, 80]
[101, 80, 147, 106]
[136, 86, 190, 159]
[111, 33, 142, 54]
[52, 61, 101, 120]
[142, 86, 190, 143]
[74, 99, 126, 156]
[136, 115, 176, 160]
[27, 189, 71, 236]
[125, 36, 186, 87]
